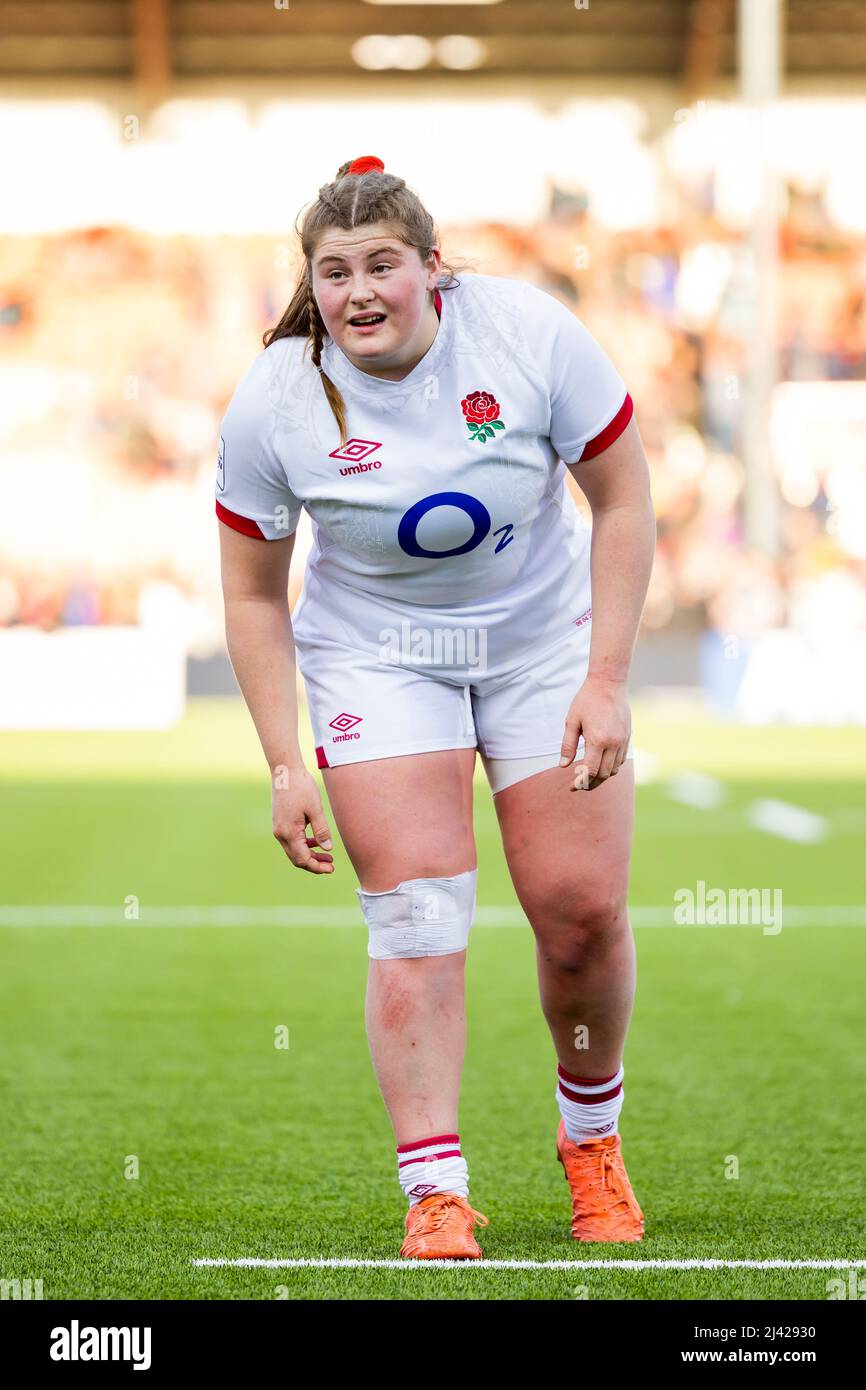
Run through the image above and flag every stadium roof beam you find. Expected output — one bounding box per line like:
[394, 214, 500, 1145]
[682, 0, 735, 104]
[132, 0, 171, 108]
[0, 1, 864, 83]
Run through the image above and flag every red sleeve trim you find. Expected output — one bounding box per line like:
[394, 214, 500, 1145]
[215, 499, 267, 540]
[578, 392, 634, 462]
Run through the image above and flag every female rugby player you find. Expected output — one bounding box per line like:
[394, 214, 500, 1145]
[216, 155, 656, 1259]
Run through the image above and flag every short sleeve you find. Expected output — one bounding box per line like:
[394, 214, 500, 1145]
[215, 352, 301, 541]
[524, 284, 633, 465]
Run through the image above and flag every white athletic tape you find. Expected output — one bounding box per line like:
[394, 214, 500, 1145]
[482, 740, 634, 794]
[357, 868, 477, 959]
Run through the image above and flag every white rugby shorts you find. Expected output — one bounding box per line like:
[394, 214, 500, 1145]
[292, 586, 632, 784]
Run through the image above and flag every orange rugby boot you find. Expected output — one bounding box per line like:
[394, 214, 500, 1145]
[399, 1191, 490, 1259]
[556, 1120, 644, 1242]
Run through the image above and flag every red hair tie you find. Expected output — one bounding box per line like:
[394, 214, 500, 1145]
[346, 155, 385, 176]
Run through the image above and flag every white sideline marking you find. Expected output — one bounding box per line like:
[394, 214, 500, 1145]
[2, 905, 866, 928]
[193, 1257, 866, 1271]
[747, 799, 828, 843]
[636, 809, 866, 836]
[665, 771, 726, 809]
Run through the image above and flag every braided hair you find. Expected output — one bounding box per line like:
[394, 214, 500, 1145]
[263, 155, 475, 448]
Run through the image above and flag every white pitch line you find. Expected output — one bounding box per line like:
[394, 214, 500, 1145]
[664, 771, 726, 810]
[2, 906, 866, 927]
[636, 810, 866, 836]
[192, 1257, 866, 1271]
[747, 799, 828, 843]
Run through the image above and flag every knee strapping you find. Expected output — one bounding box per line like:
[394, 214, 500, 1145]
[356, 868, 478, 960]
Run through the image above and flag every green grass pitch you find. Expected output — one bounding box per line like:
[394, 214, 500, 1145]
[1, 698, 865, 1301]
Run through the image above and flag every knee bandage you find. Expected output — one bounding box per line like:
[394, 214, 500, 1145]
[356, 868, 477, 960]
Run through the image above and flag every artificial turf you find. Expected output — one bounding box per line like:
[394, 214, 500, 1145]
[1, 699, 864, 1300]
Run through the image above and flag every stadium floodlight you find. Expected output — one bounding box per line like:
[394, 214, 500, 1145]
[436, 36, 487, 69]
[352, 35, 435, 69]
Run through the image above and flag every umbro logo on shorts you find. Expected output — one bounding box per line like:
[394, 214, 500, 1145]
[329, 712, 362, 731]
[329, 712, 363, 744]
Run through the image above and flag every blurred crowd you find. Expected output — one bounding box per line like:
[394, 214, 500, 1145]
[1, 174, 865, 676]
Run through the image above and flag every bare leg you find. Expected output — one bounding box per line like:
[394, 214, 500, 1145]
[491, 761, 636, 1077]
[365, 952, 467, 1143]
[322, 747, 477, 1143]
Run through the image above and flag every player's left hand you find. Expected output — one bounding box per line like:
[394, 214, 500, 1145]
[559, 674, 631, 791]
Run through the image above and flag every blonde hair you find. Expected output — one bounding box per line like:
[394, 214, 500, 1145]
[263, 157, 476, 447]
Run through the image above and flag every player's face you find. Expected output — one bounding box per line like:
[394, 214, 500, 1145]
[311, 223, 441, 379]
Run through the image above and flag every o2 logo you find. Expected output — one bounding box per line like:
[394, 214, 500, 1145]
[397, 491, 514, 559]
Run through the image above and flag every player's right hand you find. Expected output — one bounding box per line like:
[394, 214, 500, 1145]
[272, 768, 335, 873]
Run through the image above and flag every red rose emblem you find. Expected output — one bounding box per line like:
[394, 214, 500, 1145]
[460, 390, 506, 444]
[462, 391, 500, 424]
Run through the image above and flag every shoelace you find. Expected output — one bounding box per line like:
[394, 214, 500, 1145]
[413, 1193, 489, 1232]
[570, 1143, 640, 1219]
[600, 1149, 629, 1203]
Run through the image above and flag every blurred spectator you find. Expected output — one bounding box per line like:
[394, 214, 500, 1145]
[0, 192, 864, 692]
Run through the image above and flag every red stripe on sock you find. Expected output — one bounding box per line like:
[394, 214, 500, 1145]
[559, 1080, 622, 1105]
[396, 1132, 460, 1155]
[398, 1149, 461, 1168]
[558, 1065, 620, 1086]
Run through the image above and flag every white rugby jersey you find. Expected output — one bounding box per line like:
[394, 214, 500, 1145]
[216, 272, 632, 663]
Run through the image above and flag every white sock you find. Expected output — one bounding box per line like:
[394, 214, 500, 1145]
[556, 1063, 624, 1143]
[396, 1132, 469, 1205]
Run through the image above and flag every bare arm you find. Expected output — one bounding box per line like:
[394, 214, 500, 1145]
[567, 414, 656, 687]
[218, 520, 334, 871]
[558, 415, 656, 787]
[219, 521, 305, 769]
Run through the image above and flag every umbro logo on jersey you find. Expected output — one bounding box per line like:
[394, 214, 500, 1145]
[329, 438, 383, 477]
[329, 439, 381, 461]
[329, 712, 363, 744]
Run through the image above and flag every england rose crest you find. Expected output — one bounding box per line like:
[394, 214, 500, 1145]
[461, 390, 506, 444]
